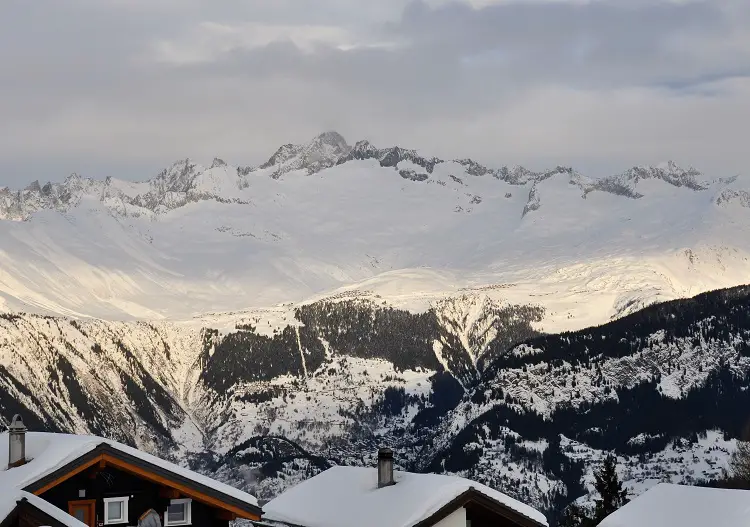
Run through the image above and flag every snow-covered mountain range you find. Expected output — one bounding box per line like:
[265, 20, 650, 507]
[1, 131, 749, 524]
[1, 131, 749, 329]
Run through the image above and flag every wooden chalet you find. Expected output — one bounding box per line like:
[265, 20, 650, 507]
[1, 416, 261, 527]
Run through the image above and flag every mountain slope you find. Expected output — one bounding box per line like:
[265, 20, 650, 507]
[0, 314, 206, 453]
[423, 286, 750, 520]
[2, 286, 748, 523]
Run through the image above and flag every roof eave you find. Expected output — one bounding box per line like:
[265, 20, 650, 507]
[410, 487, 547, 527]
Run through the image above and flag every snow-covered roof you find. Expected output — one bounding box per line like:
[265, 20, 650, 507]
[599, 483, 750, 527]
[262, 466, 548, 527]
[0, 491, 90, 527]
[0, 432, 259, 509]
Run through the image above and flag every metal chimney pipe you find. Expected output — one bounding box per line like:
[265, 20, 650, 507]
[377, 447, 395, 488]
[8, 414, 27, 468]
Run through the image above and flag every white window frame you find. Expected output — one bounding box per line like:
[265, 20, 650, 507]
[164, 498, 192, 527]
[103, 497, 129, 525]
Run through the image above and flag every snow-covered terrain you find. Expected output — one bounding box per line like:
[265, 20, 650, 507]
[1, 132, 748, 333]
[1, 132, 749, 524]
[2, 286, 749, 524]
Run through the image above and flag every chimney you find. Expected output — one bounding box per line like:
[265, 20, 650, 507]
[8, 414, 27, 468]
[377, 447, 395, 488]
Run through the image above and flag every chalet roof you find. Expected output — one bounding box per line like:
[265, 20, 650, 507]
[0, 432, 259, 517]
[262, 466, 548, 527]
[0, 491, 89, 527]
[599, 483, 750, 527]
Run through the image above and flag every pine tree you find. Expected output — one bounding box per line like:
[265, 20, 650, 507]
[558, 454, 630, 526]
[592, 454, 629, 523]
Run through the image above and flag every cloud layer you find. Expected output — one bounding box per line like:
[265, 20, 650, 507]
[0, 0, 748, 185]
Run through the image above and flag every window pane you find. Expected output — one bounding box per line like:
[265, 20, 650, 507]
[167, 504, 185, 523]
[74, 509, 86, 522]
[107, 502, 122, 521]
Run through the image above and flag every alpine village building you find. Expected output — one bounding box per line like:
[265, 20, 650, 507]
[2, 416, 548, 527]
[1, 416, 261, 527]
[256, 448, 548, 527]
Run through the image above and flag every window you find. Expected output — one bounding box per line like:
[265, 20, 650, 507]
[103, 497, 129, 525]
[164, 499, 192, 526]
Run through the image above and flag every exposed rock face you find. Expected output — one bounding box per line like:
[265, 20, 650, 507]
[716, 188, 750, 208]
[261, 131, 352, 179]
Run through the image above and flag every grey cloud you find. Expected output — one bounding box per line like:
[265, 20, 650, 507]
[174, 0, 749, 123]
[0, 0, 748, 186]
[325, 0, 737, 87]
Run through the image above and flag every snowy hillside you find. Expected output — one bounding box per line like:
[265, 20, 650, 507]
[1, 131, 749, 332]
[2, 287, 749, 524]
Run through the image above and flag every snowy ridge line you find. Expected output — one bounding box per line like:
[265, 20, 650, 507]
[0, 130, 748, 325]
[0, 132, 743, 222]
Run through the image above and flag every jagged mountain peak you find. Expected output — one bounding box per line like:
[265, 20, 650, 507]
[260, 143, 304, 170]
[621, 161, 708, 190]
[336, 139, 443, 174]
[310, 130, 349, 150]
[64, 172, 83, 184]
[352, 139, 376, 151]
[153, 158, 203, 193]
[211, 157, 228, 169]
[299, 130, 351, 167]
[259, 131, 352, 177]
[25, 180, 43, 193]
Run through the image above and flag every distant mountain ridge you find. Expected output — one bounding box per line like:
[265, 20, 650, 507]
[1, 131, 742, 221]
[0, 130, 748, 326]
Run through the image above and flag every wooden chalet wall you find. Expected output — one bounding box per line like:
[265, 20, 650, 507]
[40, 465, 230, 527]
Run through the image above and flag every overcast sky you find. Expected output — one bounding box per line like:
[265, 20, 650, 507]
[1, 0, 748, 186]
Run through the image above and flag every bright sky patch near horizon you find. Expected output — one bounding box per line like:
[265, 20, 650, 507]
[0, 0, 748, 186]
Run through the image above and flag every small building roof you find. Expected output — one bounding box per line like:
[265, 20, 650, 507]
[599, 483, 750, 527]
[262, 465, 548, 527]
[0, 491, 90, 527]
[0, 432, 259, 518]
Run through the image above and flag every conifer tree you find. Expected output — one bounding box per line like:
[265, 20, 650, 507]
[558, 454, 629, 527]
[592, 454, 629, 523]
